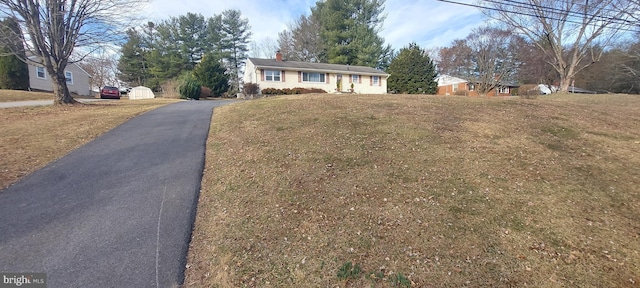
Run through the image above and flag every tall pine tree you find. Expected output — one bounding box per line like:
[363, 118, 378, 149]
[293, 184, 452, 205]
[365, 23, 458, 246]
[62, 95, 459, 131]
[143, 18, 189, 89]
[177, 13, 208, 70]
[117, 28, 149, 88]
[205, 15, 226, 61]
[387, 43, 438, 94]
[310, 0, 391, 68]
[220, 9, 251, 93]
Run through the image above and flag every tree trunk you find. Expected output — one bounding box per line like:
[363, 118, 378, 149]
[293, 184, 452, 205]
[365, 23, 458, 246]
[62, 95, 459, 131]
[51, 70, 77, 105]
[559, 77, 570, 93]
[558, 64, 576, 93]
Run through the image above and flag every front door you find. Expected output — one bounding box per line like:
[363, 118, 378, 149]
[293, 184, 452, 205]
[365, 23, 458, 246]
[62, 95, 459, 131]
[336, 74, 343, 92]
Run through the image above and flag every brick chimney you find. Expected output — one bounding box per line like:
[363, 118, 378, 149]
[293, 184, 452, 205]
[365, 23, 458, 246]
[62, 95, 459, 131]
[275, 50, 283, 61]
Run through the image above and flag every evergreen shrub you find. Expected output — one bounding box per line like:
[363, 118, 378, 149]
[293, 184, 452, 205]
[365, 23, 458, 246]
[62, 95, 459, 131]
[179, 73, 201, 100]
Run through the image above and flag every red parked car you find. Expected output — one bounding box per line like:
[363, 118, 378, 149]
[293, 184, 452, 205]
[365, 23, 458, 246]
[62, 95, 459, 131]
[100, 86, 121, 99]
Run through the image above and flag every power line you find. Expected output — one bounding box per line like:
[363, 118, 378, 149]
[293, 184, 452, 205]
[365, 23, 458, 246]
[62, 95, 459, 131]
[487, 0, 637, 29]
[490, 0, 636, 27]
[434, 0, 640, 33]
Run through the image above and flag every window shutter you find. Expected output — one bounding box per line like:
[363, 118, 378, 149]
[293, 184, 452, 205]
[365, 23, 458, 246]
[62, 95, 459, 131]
[326, 73, 329, 84]
[282, 70, 286, 82]
[379, 76, 382, 86]
[260, 69, 264, 81]
[349, 75, 352, 83]
[359, 75, 362, 84]
[370, 76, 373, 86]
[298, 71, 301, 83]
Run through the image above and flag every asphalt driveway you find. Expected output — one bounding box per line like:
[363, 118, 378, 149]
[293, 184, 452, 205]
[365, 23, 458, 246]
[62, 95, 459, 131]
[0, 100, 236, 287]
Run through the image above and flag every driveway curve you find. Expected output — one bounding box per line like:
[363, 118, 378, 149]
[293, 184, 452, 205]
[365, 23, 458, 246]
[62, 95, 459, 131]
[0, 100, 237, 287]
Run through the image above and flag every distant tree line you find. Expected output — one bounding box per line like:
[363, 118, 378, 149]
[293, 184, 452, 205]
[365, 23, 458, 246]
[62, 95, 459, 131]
[437, 0, 640, 95]
[437, 26, 640, 95]
[118, 10, 251, 96]
[575, 41, 640, 94]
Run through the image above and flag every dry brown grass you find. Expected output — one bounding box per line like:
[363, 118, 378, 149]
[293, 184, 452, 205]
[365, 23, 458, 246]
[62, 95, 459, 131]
[0, 89, 100, 102]
[0, 98, 179, 190]
[0, 90, 57, 102]
[185, 93, 640, 287]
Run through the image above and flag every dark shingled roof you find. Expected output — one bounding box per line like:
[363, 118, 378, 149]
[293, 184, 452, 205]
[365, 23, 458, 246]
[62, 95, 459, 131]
[248, 58, 389, 76]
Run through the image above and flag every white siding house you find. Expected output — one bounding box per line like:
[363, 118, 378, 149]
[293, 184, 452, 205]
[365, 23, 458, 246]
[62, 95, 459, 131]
[27, 59, 92, 96]
[243, 53, 389, 95]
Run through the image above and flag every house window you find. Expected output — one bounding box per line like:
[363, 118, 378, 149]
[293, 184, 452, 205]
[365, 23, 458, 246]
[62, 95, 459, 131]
[351, 74, 359, 83]
[302, 72, 325, 83]
[452, 84, 458, 92]
[372, 76, 380, 86]
[499, 86, 509, 94]
[36, 67, 46, 79]
[468, 83, 475, 91]
[65, 71, 73, 85]
[265, 70, 281, 82]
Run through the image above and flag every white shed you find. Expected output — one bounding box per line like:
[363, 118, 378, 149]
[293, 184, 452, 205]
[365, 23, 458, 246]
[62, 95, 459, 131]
[128, 86, 155, 99]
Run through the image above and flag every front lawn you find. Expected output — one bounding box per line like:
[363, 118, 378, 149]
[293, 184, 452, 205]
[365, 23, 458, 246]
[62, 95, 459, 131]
[185, 93, 640, 287]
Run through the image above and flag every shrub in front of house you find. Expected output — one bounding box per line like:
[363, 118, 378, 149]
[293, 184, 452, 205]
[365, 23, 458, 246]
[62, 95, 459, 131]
[243, 83, 259, 96]
[200, 86, 213, 98]
[293, 87, 327, 94]
[261, 87, 327, 95]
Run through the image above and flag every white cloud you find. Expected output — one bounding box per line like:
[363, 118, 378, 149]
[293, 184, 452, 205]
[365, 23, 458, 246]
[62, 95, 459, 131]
[145, 0, 486, 51]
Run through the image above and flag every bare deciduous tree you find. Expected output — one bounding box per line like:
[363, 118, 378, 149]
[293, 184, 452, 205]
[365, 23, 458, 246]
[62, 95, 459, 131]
[484, 0, 632, 92]
[438, 26, 520, 96]
[437, 39, 473, 77]
[576, 40, 640, 93]
[249, 37, 278, 59]
[77, 50, 119, 91]
[514, 37, 558, 88]
[0, 0, 146, 104]
[277, 29, 295, 60]
[278, 14, 324, 62]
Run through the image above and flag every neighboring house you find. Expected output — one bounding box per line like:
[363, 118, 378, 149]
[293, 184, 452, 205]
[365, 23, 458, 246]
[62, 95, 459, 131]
[436, 75, 468, 96]
[27, 57, 92, 96]
[436, 74, 519, 96]
[243, 52, 389, 95]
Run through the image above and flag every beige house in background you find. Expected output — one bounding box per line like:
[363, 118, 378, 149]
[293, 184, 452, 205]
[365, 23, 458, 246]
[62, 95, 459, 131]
[27, 57, 92, 96]
[243, 52, 389, 94]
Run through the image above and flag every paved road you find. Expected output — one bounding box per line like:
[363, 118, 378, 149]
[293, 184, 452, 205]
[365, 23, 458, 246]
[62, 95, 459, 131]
[0, 100, 236, 287]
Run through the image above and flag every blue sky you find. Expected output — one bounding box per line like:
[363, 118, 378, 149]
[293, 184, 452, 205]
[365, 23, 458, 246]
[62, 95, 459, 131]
[146, 0, 486, 53]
